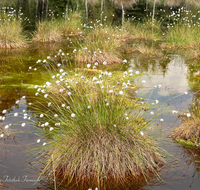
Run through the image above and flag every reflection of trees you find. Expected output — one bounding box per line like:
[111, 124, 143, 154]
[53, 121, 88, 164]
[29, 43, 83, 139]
[129, 54, 170, 76]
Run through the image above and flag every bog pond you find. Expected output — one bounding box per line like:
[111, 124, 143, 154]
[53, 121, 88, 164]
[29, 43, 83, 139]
[0, 43, 200, 190]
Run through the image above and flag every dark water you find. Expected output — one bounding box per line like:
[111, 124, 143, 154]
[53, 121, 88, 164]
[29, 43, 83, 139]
[0, 44, 200, 190]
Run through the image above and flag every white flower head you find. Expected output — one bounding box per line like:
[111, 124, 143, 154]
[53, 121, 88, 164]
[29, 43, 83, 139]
[87, 64, 91, 68]
[40, 114, 44, 118]
[142, 80, 146, 83]
[135, 71, 139, 74]
[37, 139, 40, 143]
[62, 104, 65, 107]
[187, 113, 191, 117]
[49, 127, 54, 131]
[5, 125, 9, 129]
[46, 82, 51, 86]
[71, 113, 76, 117]
[14, 113, 18, 117]
[155, 100, 159, 104]
[44, 94, 48, 98]
[48, 102, 51, 107]
[103, 61, 107, 65]
[21, 123, 26, 127]
[150, 111, 154, 115]
[54, 114, 58, 117]
[119, 91, 123, 95]
[45, 122, 49, 126]
[2, 110, 6, 114]
[43, 142, 46, 146]
[140, 131, 144, 136]
[109, 90, 113, 93]
[0, 134, 4, 138]
[123, 59, 127, 63]
[160, 118, 164, 122]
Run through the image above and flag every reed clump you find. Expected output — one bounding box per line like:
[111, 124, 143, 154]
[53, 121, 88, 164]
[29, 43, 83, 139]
[28, 58, 166, 189]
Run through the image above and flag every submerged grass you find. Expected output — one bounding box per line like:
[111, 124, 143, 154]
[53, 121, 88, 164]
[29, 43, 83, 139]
[22, 56, 167, 189]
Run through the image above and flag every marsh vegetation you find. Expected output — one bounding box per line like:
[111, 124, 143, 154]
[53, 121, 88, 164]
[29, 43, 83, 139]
[0, 0, 200, 189]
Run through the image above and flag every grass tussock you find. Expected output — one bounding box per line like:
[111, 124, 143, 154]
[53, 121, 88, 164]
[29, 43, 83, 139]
[162, 23, 200, 49]
[29, 60, 166, 189]
[75, 26, 123, 64]
[32, 19, 62, 43]
[0, 14, 27, 48]
[134, 43, 163, 57]
[170, 101, 200, 148]
[59, 12, 83, 36]
[122, 19, 163, 41]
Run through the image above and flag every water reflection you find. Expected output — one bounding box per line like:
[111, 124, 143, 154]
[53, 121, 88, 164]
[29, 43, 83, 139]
[128, 54, 200, 190]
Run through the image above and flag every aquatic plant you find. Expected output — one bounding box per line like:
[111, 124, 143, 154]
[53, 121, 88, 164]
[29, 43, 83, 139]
[0, 10, 27, 48]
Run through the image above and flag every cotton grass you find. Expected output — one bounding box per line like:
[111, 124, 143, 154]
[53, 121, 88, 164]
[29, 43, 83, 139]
[24, 57, 167, 189]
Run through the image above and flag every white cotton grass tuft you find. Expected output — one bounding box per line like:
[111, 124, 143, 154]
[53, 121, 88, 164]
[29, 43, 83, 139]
[71, 113, 75, 117]
[0, 134, 4, 138]
[14, 113, 18, 117]
[21, 123, 26, 127]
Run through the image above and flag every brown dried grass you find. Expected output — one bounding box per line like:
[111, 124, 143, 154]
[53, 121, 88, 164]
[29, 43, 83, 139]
[170, 115, 200, 143]
[75, 51, 123, 64]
